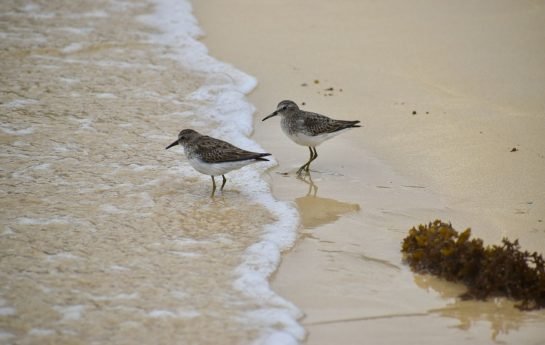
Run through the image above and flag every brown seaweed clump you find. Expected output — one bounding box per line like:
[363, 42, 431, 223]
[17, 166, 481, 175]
[401, 220, 545, 310]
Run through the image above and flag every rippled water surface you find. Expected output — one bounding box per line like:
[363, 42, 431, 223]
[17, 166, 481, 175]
[0, 1, 300, 344]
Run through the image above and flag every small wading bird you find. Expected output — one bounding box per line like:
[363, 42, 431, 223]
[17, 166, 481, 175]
[262, 100, 361, 174]
[166, 129, 271, 196]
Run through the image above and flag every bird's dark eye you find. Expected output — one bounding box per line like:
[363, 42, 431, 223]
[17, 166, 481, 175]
[282, 106, 287, 110]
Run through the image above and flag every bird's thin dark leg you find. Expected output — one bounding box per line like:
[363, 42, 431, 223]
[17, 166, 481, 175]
[220, 175, 227, 190]
[210, 176, 216, 197]
[297, 146, 314, 175]
[305, 147, 318, 172]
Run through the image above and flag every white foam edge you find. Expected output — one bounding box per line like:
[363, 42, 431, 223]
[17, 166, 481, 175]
[235, 169, 306, 344]
[144, 1, 304, 343]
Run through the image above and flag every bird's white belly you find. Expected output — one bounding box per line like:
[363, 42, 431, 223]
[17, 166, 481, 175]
[285, 128, 352, 147]
[188, 157, 257, 176]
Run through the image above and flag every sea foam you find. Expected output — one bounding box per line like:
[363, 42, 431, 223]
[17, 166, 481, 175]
[143, 0, 303, 343]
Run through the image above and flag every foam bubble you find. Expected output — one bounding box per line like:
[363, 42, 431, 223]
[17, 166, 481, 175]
[2, 226, 15, 236]
[95, 92, 117, 99]
[46, 252, 80, 261]
[0, 122, 35, 135]
[100, 204, 125, 214]
[61, 42, 84, 53]
[89, 293, 139, 301]
[33, 163, 51, 171]
[29, 328, 55, 336]
[54, 305, 86, 321]
[148, 309, 200, 319]
[148, 310, 176, 318]
[109, 265, 129, 272]
[0, 332, 15, 341]
[56, 27, 94, 35]
[0, 307, 16, 316]
[0, 99, 39, 110]
[17, 216, 69, 225]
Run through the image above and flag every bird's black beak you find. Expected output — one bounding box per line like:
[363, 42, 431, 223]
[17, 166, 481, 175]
[262, 111, 278, 121]
[165, 140, 179, 150]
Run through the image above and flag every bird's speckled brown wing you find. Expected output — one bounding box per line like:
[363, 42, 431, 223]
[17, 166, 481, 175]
[195, 136, 271, 163]
[300, 111, 361, 136]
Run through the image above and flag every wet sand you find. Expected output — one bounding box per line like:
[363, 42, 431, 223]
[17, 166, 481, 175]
[193, 0, 545, 343]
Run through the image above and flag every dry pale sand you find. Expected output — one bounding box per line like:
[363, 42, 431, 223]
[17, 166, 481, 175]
[193, 0, 545, 344]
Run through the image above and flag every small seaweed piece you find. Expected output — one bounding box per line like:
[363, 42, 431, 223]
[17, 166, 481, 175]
[401, 220, 545, 310]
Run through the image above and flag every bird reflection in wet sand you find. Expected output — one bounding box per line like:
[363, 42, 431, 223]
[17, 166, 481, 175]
[294, 174, 360, 229]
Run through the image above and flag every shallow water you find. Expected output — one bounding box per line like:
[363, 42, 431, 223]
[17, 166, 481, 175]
[0, 1, 300, 344]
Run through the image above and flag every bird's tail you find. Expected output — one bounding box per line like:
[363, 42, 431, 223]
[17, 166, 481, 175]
[331, 120, 361, 132]
[255, 153, 272, 161]
[347, 120, 361, 128]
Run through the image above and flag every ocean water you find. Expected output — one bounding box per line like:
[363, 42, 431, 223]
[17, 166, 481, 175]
[0, 0, 302, 344]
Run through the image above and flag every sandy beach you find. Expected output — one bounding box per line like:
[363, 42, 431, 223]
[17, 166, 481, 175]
[193, 0, 545, 343]
[2, 0, 543, 343]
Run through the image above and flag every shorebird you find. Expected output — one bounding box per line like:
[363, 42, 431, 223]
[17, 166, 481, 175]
[166, 129, 271, 196]
[262, 100, 361, 174]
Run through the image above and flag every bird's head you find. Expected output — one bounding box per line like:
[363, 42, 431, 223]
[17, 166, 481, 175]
[165, 129, 200, 150]
[262, 100, 299, 121]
